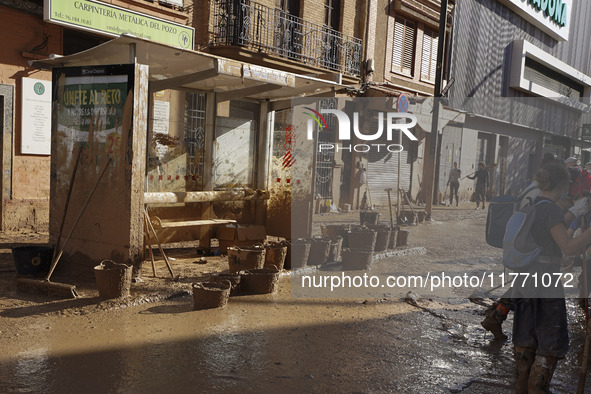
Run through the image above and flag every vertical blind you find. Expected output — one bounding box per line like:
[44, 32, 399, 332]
[392, 17, 415, 75]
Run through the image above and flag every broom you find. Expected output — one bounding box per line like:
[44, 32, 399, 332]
[17, 156, 111, 298]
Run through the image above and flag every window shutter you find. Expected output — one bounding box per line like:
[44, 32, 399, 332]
[392, 18, 415, 75]
[421, 30, 438, 82]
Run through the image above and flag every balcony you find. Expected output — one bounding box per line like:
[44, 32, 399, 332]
[212, 0, 362, 77]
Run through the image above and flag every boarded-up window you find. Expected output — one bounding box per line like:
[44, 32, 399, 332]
[421, 29, 438, 83]
[392, 18, 415, 76]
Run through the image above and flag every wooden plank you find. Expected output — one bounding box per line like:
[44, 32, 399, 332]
[156, 219, 236, 228]
[144, 190, 270, 204]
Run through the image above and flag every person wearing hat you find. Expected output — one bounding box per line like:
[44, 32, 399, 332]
[467, 161, 489, 209]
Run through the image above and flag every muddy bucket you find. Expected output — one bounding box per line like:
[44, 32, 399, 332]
[210, 273, 241, 296]
[240, 267, 280, 294]
[11, 245, 53, 277]
[341, 249, 373, 271]
[368, 225, 391, 252]
[264, 242, 288, 270]
[192, 281, 231, 310]
[348, 228, 377, 251]
[290, 239, 311, 269]
[94, 260, 132, 299]
[227, 246, 266, 274]
[399, 210, 417, 225]
[397, 230, 410, 247]
[320, 224, 351, 248]
[360, 211, 380, 225]
[416, 211, 427, 224]
[308, 237, 332, 266]
[328, 236, 343, 262]
[388, 226, 400, 249]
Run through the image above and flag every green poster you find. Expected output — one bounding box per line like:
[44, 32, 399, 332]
[54, 65, 135, 162]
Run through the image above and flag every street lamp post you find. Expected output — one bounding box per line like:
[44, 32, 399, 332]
[425, 0, 449, 220]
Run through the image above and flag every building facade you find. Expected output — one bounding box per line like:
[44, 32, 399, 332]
[0, 0, 366, 241]
[448, 0, 591, 200]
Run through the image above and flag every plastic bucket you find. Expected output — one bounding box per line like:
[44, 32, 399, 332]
[210, 273, 241, 296]
[416, 211, 427, 223]
[94, 260, 132, 299]
[399, 211, 417, 225]
[368, 225, 391, 252]
[308, 237, 332, 266]
[341, 249, 373, 271]
[227, 246, 266, 274]
[348, 229, 377, 251]
[11, 245, 53, 277]
[240, 267, 280, 294]
[264, 242, 288, 270]
[192, 281, 231, 310]
[360, 211, 380, 225]
[397, 230, 410, 247]
[320, 224, 351, 248]
[328, 236, 343, 262]
[388, 226, 400, 249]
[290, 239, 311, 269]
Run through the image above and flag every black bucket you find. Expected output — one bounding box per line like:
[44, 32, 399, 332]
[12, 246, 53, 277]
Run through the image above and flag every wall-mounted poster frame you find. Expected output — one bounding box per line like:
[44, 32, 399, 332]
[52, 64, 135, 166]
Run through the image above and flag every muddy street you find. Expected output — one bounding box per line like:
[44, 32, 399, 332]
[1, 208, 590, 393]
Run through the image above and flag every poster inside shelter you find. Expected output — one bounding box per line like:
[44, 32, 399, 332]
[53, 64, 134, 161]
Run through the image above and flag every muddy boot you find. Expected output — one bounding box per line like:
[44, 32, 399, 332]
[528, 355, 558, 393]
[481, 304, 508, 340]
[514, 347, 536, 394]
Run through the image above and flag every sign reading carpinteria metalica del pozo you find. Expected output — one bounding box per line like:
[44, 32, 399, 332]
[44, 0, 194, 50]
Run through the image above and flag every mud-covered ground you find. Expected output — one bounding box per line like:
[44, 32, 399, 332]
[1, 204, 590, 393]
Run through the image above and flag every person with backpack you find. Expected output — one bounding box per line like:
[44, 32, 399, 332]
[468, 162, 489, 210]
[512, 162, 591, 393]
[481, 153, 560, 340]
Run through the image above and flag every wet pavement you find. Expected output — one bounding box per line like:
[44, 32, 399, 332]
[1, 207, 591, 393]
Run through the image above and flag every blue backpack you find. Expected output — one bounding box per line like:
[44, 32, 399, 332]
[486, 184, 540, 248]
[502, 199, 553, 270]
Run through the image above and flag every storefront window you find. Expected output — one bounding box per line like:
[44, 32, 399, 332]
[146, 90, 206, 192]
[213, 100, 260, 189]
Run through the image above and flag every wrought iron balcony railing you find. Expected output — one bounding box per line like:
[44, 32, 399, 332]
[212, 0, 362, 77]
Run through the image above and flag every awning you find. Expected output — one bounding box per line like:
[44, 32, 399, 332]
[31, 35, 345, 101]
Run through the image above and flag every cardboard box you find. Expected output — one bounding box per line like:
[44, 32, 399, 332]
[217, 225, 266, 253]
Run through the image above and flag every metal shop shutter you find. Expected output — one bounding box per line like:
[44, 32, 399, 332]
[366, 137, 412, 208]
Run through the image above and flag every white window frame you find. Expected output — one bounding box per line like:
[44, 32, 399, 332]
[509, 39, 591, 109]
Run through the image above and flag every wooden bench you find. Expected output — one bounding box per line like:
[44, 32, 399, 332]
[144, 189, 269, 249]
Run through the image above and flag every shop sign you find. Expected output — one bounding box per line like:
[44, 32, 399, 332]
[497, 0, 571, 41]
[44, 0, 194, 50]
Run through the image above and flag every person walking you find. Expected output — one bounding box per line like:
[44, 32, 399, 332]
[447, 162, 461, 207]
[512, 162, 591, 393]
[467, 162, 489, 210]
